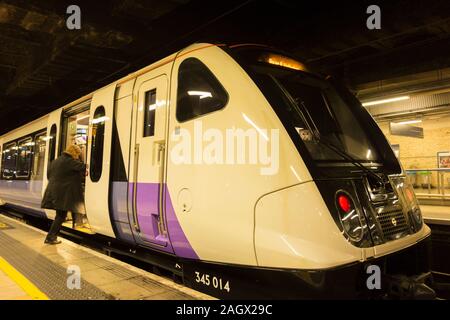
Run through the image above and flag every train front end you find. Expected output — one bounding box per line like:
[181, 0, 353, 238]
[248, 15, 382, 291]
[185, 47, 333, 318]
[226, 45, 434, 299]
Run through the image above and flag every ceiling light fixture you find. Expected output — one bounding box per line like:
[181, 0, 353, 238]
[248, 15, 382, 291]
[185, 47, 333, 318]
[362, 96, 410, 107]
[393, 119, 422, 125]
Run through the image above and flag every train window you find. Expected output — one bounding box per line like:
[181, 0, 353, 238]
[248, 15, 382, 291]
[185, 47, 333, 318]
[48, 124, 57, 162]
[16, 138, 33, 179]
[176, 58, 228, 122]
[90, 106, 106, 182]
[32, 133, 47, 181]
[143, 89, 157, 137]
[2, 142, 17, 179]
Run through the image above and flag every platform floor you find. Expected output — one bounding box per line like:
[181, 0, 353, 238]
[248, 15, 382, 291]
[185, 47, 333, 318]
[0, 214, 213, 300]
[421, 205, 450, 225]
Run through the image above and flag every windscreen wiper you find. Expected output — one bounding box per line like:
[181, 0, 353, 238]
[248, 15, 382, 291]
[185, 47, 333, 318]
[314, 136, 385, 186]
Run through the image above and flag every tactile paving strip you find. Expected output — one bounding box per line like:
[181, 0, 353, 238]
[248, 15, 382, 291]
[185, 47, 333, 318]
[87, 256, 196, 299]
[0, 230, 113, 300]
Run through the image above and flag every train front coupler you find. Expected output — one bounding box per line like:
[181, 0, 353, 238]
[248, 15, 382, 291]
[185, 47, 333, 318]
[383, 272, 436, 299]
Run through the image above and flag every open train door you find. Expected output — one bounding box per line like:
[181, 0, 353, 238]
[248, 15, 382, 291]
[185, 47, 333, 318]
[42, 108, 62, 220]
[84, 84, 117, 237]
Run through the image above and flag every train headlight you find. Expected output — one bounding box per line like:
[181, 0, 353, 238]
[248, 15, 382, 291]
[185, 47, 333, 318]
[335, 191, 364, 242]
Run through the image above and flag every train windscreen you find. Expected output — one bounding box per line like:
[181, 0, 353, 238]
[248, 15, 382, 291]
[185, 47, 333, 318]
[230, 47, 382, 164]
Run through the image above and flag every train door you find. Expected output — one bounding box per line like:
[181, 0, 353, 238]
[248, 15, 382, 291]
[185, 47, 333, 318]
[129, 74, 173, 251]
[84, 84, 117, 237]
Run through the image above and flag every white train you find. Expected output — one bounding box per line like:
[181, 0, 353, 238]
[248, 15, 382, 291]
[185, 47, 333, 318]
[0, 43, 434, 299]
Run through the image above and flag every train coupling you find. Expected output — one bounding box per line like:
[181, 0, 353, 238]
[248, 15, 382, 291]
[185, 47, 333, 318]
[384, 272, 436, 299]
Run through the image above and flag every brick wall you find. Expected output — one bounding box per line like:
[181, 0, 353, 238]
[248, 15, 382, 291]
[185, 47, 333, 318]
[377, 114, 450, 186]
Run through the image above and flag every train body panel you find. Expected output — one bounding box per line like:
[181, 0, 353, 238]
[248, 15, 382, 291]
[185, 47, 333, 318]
[165, 45, 313, 266]
[255, 181, 363, 269]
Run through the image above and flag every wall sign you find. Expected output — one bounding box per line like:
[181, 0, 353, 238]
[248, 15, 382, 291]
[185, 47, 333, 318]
[390, 122, 424, 138]
[437, 152, 450, 168]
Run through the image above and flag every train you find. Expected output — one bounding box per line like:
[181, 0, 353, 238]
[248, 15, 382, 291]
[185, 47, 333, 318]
[0, 43, 435, 299]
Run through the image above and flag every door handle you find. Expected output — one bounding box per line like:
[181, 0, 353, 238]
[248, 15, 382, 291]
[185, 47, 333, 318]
[157, 142, 165, 163]
[156, 142, 167, 234]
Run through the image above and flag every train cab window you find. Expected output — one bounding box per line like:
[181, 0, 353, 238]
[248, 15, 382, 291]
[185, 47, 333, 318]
[176, 58, 228, 122]
[2, 142, 17, 179]
[16, 138, 33, 179]
[32, 133, 47, 181]
[90, 106, 106, 182]
[143, 89, 157, 137]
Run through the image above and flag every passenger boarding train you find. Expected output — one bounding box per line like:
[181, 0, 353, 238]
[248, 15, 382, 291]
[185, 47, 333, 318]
[0, 43, 434, 299]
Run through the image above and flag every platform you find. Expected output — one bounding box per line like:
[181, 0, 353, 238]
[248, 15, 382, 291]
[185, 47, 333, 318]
[421, 205, 450, 226]
[0, 214, 213, 300]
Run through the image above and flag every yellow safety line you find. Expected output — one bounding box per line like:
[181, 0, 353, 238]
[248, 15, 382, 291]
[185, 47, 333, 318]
[0, 222, 9, 229]
[0, 257, 48, 300]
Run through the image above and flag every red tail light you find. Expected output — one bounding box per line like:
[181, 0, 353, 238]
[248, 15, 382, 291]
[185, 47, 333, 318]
[337, 193, 352, 213]
[335, 191, 363, 242]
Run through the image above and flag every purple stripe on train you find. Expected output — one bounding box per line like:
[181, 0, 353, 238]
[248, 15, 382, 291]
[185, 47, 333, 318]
[112, 181, 199, 260]
[164, 184, 199, 259]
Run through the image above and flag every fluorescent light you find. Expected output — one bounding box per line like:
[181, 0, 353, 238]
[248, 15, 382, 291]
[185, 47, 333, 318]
[362, 96, 410, 107]
[393, 120, 422, 125]
[91, 116, 109, 124]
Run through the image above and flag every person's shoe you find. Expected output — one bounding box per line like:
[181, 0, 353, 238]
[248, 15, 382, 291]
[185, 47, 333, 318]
[44, 238, 62, 245]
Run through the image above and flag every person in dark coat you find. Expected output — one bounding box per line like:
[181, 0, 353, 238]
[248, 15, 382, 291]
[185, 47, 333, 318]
[41, 144, 87, 244]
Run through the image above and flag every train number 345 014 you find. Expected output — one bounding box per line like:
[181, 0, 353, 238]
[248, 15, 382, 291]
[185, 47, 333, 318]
[194, 272, 231, 293]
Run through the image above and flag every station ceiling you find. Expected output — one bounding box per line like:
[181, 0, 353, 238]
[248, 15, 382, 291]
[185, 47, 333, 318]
[0, 0, 449, 134]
